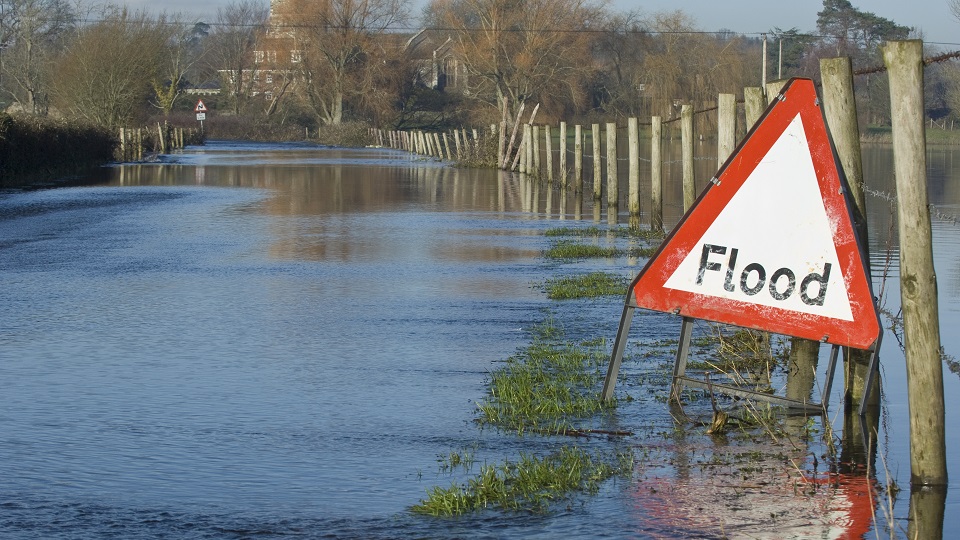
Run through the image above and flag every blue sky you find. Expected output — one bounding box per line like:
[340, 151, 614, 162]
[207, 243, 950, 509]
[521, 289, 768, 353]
[129, 0, 958, 46]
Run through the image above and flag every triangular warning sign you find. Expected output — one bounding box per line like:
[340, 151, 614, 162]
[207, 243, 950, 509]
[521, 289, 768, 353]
[631, 78, 879, 349]
[195, 100, 207, 112]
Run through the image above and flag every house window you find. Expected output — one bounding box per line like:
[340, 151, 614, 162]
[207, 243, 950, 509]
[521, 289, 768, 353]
[291, 50, 302, 63]
[254, 50, 264, 63]
[267, 50, 277, 63]
[266, 73, 273, 84]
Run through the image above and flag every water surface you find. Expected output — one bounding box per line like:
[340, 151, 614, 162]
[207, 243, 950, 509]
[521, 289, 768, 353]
[1, 140, 958, 538]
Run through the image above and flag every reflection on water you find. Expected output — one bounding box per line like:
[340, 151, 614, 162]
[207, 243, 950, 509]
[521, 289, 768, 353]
[1, 140, 958, 538]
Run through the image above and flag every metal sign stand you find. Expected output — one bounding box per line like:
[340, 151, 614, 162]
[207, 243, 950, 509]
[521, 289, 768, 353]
[601, 302, 882, 415]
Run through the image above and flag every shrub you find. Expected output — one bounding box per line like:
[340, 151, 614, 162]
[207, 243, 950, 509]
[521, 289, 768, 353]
[0, 113, 115, 187]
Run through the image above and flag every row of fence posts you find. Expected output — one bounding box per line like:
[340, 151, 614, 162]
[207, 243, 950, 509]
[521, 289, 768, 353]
[118, 123, 200, 162]
[368, 126, 492, 163]
[373, 41, 945, 496]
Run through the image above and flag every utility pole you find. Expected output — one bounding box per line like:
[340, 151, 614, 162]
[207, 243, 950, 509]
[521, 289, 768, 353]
[762, 33, 767, 88]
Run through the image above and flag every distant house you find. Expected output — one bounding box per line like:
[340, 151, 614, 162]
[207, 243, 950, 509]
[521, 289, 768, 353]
[402, 29, 468, 93]
[219, 0, 469, 107]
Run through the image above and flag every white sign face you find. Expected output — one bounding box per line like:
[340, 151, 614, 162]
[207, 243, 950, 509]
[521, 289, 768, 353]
[196, 113, 206, 121]
[662, 113, 854, 321]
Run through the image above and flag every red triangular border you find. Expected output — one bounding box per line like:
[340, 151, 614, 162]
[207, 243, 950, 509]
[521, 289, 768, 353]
[631, 78, 880, 349]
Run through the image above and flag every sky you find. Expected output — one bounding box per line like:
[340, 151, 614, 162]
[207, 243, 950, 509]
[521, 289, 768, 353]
[125, 0, 960, 47]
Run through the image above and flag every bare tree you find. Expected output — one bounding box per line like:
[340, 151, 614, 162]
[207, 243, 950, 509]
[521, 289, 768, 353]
[0, 0, 74, 114]
[427, 0, 605, 121]
[52, 7, 168, 128]
[151, 16, 208, 117]
[208, 0, 268, 115]
[282, 0, 411, 125]
[638, 10, 747, 119]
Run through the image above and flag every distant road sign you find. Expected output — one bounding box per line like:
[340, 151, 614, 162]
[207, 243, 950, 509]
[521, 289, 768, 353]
[195, 100, 207, 113]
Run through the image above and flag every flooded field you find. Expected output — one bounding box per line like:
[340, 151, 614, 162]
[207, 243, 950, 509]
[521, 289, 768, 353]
[0, 140, 957, 538]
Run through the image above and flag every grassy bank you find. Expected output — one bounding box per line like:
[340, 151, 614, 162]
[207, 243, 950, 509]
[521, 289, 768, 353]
[0, 114, 115, 188]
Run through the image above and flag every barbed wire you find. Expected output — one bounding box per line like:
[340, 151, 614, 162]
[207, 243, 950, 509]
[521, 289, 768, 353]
[861, 182, 960, 226]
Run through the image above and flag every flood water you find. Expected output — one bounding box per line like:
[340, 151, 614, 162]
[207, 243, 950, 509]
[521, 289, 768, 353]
[1, 140, 958, 538]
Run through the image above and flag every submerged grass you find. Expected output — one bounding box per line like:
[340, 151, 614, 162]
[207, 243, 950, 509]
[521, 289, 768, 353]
[544, 226, 665, 242]
[543, 272, 629, 300]
[476, 319, 613, 435]
[543, 226, 663, 261]
[411, 446, 633, 516]
[544, 240, 619, 260]
[413, 318, 632, 517]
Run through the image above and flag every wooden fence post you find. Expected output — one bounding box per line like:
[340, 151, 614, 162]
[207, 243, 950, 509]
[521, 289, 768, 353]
[628, 117, 640, 224]
[821, 56, 878, 412]
[744, 87, 765, 130]
[533, 125, 541, 177]
[718, 93, 736, 166]
[574, 125, 583, 194]
[606, 122, 618, 210]
[766, 80, 787, 103]
[592, 123, 602, 202]
[442, 133, 452, 161]
[650, 116, 663, 233]
[883, 39, 947, 486]
[681, 104, 695, 212]
[559, 121, 568, 182]
[544, 124, 554, 184]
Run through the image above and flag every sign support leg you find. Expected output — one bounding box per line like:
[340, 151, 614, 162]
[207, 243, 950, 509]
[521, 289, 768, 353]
[857, 334, 883, 417]
[601, 303, 636, 402]
[670, 317, 694, 403]
[821, 344, 841, 410]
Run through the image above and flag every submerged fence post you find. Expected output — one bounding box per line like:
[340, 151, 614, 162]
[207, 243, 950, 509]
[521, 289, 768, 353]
[574, 125, 583, 194]
[650, 116, 663, 233]
[532, 125, 541, 177]
[544, 124, 554, 184]
[821, 56, 878, 412]
[592, 123, 602, 202]
[883, 39, 947, 486]
[559, 121, 568, 183]
[606, 122, 618, 211]
[628, 117, 640, 226]
[681, 105, 695, 212]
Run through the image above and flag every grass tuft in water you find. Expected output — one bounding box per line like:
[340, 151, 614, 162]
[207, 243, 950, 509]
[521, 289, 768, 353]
[543, 272, 629, 300]
[476, 319, 613, 435]
[544, 226, 665, 241]
[544, 240, 619, 260]
[411, 446, 634, 516]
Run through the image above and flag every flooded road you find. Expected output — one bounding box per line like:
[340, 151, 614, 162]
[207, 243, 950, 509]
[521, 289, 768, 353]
[1, 140, 958, 538]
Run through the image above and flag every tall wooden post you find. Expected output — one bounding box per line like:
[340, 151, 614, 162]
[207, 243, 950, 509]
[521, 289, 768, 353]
[883, 39, 947, 486]
[521, 124, 531, 175]
[592, 123, 602, 202]
[766, 80, 787, 103]
[606, 122, 618, 210]
[650, 116, 663, 233]
[544, 124, 554, 184]
[821, 56, 878, 411]
[681, 105, 695, 212]
[532, 125, 541, 177]
[434, 133, 443, 158]
[559, 121, 568, 183]
[744, 87, 766, 130]
[574, 125, 583, 194]
[442, 133, 452, 160]
[627, 117, 640, 224]
[718, 93, 736, 166]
